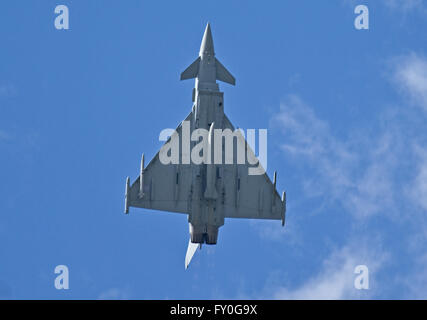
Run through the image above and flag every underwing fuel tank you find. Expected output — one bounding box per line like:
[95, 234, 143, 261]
[204, 122, 217, 200]
[124, 176, 130, 214]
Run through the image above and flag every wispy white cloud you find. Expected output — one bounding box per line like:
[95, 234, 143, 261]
[272, 53, 427, 220]
[409, 145, 427, 212]
[250, 216, 302, 247]
[382, 0, 426, 12]
[0, 130, 11, 141]
[271, 241, 387, 300]
[393, 53, 427, 111]
[342, 0, 427, 18]
[403, 253, 427, 299]
[260, 52, 427, 299]
[98, 287, 130, 300]
[392, 54, 427, 215]
[272, 95, 400, 219]
[0, 84, 17, 97]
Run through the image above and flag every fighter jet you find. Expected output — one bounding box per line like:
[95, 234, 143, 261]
[124, 23, 286, 269]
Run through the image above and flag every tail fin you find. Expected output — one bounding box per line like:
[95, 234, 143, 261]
[185, 239, 200, 269]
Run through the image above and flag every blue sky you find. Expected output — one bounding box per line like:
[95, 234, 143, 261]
[1, 0, 427, 299]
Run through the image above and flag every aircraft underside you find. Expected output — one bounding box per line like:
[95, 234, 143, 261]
[124, 23, 286, 269]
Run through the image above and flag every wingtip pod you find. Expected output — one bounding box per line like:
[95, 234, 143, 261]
[125, 176, 130, 214]
[281, 191, 286, 227]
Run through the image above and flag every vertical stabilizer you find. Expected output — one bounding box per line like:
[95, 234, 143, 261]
[185, 239, 200, 269]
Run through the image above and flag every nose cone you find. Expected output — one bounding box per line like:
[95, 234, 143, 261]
[199, 23, 215, 57]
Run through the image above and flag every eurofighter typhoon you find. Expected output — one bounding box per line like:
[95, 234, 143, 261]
[124, 23, 286, 268]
